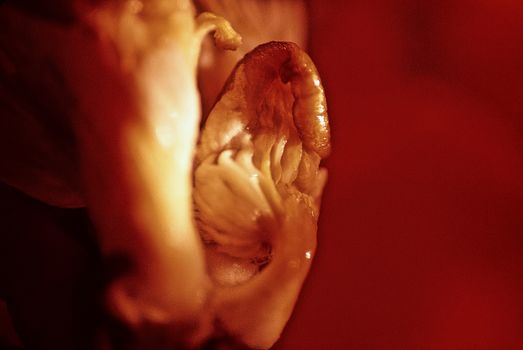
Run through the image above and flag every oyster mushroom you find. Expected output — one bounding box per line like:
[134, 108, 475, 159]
[0, 1, 330, 349]
[195, 41, 330, 348]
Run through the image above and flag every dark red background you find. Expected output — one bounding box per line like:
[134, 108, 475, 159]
[277, 1, 523, 349]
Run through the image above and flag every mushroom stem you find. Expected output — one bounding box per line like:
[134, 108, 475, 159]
[195, 12, 243, 51]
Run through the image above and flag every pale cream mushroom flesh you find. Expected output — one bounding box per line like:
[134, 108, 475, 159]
[0, 1, 330, 349]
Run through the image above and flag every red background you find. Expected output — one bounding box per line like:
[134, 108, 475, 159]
[277, 1, 523, 349]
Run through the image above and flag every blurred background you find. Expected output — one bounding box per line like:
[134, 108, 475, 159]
[276, 1, 523, 349]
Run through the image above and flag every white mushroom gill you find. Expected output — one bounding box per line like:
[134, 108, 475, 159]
[194, 42, 330, 348]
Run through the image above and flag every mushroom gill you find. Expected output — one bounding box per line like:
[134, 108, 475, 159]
[194, 41, 330, 348]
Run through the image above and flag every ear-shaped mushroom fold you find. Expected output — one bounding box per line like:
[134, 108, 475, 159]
[195, 41, 330, 349]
